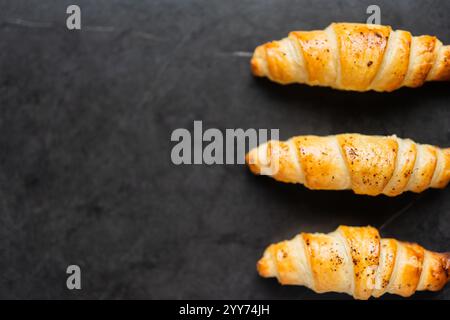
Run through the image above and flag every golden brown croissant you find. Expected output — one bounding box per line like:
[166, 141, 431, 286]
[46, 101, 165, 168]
[257, 225, 450, 299]
[246, 133, 450, 196]
[251, 23, 450, 91]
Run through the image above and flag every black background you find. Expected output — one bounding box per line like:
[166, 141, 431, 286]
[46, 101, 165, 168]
[0, 0, 448, 299]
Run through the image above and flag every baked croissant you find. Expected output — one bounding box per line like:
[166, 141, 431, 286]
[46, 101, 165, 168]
[258, 225, 450, 299]
[251, 23, 450, 91]
[246, 133, 450, 196]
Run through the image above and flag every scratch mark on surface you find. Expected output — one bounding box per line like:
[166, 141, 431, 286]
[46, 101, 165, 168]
[216, 51, 253, 58]
[231, 51, 253, 57]
[84, 25, 116, 32]
[3, 18, 163, 43]
[4, 18, 53, 29]
[378, 194, 423, 231]
[133, 31, 164, 42]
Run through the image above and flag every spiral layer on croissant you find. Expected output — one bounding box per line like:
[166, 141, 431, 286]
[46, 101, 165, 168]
[251, 23, 450, 91]
[246, 134, 450, 196]
[258, 226, 450, 299]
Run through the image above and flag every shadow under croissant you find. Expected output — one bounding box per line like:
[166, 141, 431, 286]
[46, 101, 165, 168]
[256, 276, 447, 300]
[244, 168, 422, 230]
[252, 74, 450, 102]
[251, 77, 450, 118]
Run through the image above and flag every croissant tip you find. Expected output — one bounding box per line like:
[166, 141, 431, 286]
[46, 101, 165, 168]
[245, 149, 262, 175]
[245, 152, 250, 165]
[250, 46, 266, 77]
[257, 246, 277, 278]
[256, 256, 274, 278]
[250, 58, 264, 77]
[443, 252, 450, 280]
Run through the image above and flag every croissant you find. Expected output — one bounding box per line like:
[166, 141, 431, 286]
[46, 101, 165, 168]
[258, 225, 450, 299]
[251, 23, 450, 91]
[246, 133, 450, 196]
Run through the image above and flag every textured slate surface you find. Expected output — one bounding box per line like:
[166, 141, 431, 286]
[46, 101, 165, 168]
[0, 0, 448, 299]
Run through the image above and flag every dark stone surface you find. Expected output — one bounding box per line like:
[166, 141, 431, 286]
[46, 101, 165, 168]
[0, 0, 448, 299]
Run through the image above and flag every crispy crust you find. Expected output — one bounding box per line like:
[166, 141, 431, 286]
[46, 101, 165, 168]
[302, 232, 351, 293]
[337, 134, 398, 195]
[333, 23, 391, 91]
[372, 239, 398, 297]
[292, 136, 350, 190]
[387, 242, 424, 297]
[370, 30, 412, 91]
[338, 226, 380, 299]
[417, 251, 450, 291]
[290, 30, 337, 86]
[428, 45, 450, 81]
[403, 35, 437, 87]
[250, 23, 450, 91]
[383, 138, 417, 196]
[246, 134, 449, 196]
[433, 148, 450, 188]
[406, 145, 438, 192]
[257, 226, 450, 299]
